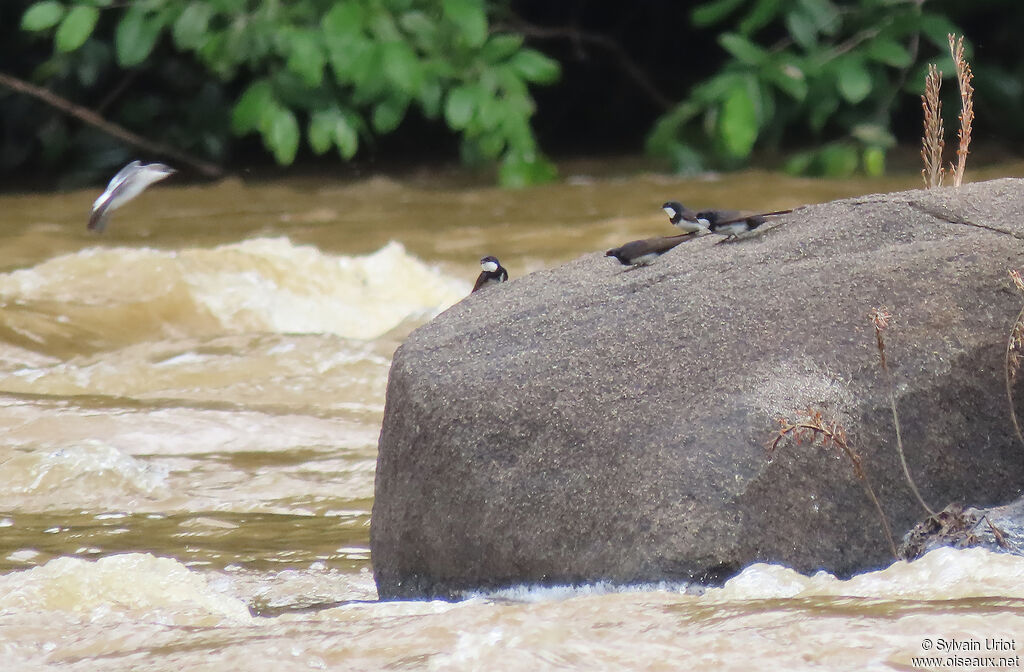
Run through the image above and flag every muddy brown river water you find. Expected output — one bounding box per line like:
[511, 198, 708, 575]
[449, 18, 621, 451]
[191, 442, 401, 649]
[1, 163, 1023, 670]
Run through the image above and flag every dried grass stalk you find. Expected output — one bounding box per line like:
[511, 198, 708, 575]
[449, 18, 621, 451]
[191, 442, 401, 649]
[920, 64, 944, 188]
[869, 307, 937, 517]
[948, 34, 974, 187]
[1006, 270, 1024, 448]
[769, 409, 897, 558]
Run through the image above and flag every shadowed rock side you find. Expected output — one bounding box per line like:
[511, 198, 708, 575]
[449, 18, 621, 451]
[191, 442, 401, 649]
[372, 178, 1024, 599]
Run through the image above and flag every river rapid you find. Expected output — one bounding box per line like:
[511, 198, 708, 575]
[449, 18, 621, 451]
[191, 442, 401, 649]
[1, 164, 1023, 670]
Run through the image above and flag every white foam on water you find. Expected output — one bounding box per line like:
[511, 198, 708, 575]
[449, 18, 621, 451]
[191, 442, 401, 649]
[0, 238, 469, 343]
[0, 440, 168, 499]
[456, 546, 1024, 605]
[706, 546, 1024, 601]
[0, 553, 250, 622]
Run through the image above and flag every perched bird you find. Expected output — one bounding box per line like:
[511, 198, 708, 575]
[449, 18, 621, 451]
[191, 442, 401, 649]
[88, 160, 176, 232]
[472, 255, 508, 292]
[709, 214, 767, 239]
[605, 233, 696, 267]
[707, 208, 792, 240]
[662, 200, 735, 234]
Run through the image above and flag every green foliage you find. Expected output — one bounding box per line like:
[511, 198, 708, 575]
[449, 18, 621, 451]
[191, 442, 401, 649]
[15, 0, 561, 186]
[648, 0, 966, 176]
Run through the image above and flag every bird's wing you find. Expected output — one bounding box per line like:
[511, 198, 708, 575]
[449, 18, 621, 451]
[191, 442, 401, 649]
[108, 160, 142, 189]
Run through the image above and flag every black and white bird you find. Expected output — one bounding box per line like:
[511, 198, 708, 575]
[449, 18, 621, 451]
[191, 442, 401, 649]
[88, 160, 176, 232]
[707, 208, 792, 240]
[472, 255, 508, 292]
[708, 214, 767, 239]
[605, 233, 696, 267]
[662, 200, 734, 234]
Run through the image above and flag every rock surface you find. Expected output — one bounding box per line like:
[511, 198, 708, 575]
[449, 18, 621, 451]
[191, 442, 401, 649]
[901, 498, 1024, 559]
[372, 179, 1024, 599]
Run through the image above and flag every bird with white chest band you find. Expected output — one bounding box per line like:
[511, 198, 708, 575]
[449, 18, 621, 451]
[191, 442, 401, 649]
[472, 255, 508, 292]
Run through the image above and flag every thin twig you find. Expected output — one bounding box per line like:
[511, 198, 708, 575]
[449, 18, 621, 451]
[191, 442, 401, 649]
[1005, 270, 1024, 449]
[870, 307, 937, 517]
[95, 69, 140, 115]
[494, 19, 674, 111]
[0, 70, 223, 178]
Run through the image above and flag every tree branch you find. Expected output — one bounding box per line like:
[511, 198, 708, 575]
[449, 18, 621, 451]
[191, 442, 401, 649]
[0, 70, 224, 178]
[495, 20, 674, 111]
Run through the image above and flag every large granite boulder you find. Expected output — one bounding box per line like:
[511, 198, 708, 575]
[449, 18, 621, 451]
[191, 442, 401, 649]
[372, 178, 1024, 599]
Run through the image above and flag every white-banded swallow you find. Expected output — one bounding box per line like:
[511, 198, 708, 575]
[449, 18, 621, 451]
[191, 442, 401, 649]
[707, 208, 792, 240]
[472, 255, 509, 292]
[88, 160, 176, 232]
[662, 200, 739, 234]
[605, 233, 697, 267]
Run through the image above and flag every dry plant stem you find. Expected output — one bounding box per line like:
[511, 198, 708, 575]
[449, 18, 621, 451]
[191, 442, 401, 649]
[880, 367, 937, 518]
[948, 34, 974, 187]
[0, 70, 223, 178]
[770, 415, 898, 558]
[870, 309, 937, 518]
[920, 64, 944, 188]
[1005, 299, 1024, 449]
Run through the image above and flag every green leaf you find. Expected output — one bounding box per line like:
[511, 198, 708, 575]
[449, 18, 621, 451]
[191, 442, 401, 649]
[286, 30, 326, 87]
[797, 0, 840, 35]
[717, 84, 758, 158]
[54, 5, 99, 53]
[718, 33, 767, 66]
[232, 80, 274, 134]
[21, 1, 65, 32]
[442, 0, 487, 48]
[498, 151, 557, 188]
[690, 71, 745, 104]
[850, 123, 895, 149]
[347, 42, 382, 91]
[266, 107, 299, 165]
[817, 143, 859, 177]
[368, 9, 401, 42]
[308, 110, 335, 155]
[865, 37, 912, 67]
[482, 34, 524, 63]
[115, 7, 163, 67]
[381, 41, 422, 96]
[808, 92, 838, 132]
[862, 146, 886, 177]
[834, 55, 872, 103]
[399, 11, 435, 39]
[332, 112, 359, 159]
[691, 0, 746, 28]
[372, 97, 407, 133]
[784, 10, 818, 50]
[445, 85, 477, 130]
[418, 77, 443, 117]
[508, 48, 560, 84]
[474, 131, 506, 159]
[322, 1, 366, 40]
[308, 108, 360, 158]
[645, 101, 701, 157]
[666, 143, 706, 175]
[765, 60, 807, 101]
[919, 13, 961, 49]
[738, 0, 781, 35]
[784, 150, 816, 175]
[173, 3, 212, 50]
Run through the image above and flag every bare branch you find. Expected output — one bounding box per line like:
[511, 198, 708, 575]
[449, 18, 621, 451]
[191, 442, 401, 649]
[494, 20, 674, 111]
[0, 70, 224, 178]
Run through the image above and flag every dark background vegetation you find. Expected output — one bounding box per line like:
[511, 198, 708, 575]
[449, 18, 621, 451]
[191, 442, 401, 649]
[3, 0, 1024, 189]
